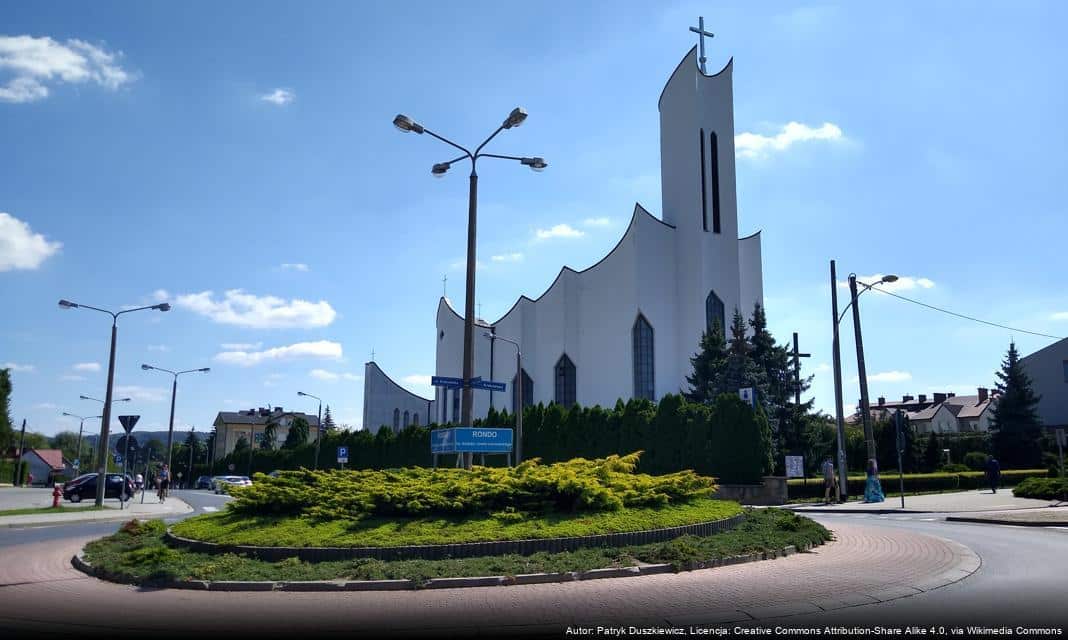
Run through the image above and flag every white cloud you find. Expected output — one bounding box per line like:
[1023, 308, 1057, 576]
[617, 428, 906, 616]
[490, 253, 524, 263]
[172, 289, 336, 329]
[113, 385, 168, 403]
[735, 122, 844, 159]
[812, 362, 832, 374]
[34, 402, 58, 409]
[2, 362, 35, 372]
[839, 274, 936, 294]
[853, 371, 912, 384]
[220, 342, 263, 351]
[535, 224, 585, 241]
[582, 217, 612, 227]
[72, 362, 101, 372]
[402, 374, 432, 389]
[1051, 311, 1068, 321]
[59, 374, 85, 382]
[309, 369, 362, 382]
[215, 340, 343, 367]
[280, 263, 309, 272]
[0, 35, 133, 103]
[263, 373, 285, 387]
[0, 212, 62, 271]
[260, 88, 294, 105]
[147, 344, 169, 352]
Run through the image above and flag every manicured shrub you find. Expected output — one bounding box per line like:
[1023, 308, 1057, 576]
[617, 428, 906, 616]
[787, 469, 1048, 500]
[1012, 477, 1068, 501]
[939, 463, 970, 473]
[963, 452, 989, 471]
[228, 451, 717, 520]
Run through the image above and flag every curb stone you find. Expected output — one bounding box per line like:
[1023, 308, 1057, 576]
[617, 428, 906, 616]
[70, 540, 820, 592]
[945, 515, 1068, 527]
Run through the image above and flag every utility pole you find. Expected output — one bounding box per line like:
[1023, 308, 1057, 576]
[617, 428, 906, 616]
[848, 274, 877, 463]
[187, 427, 195, 490]
[14, 419, 26, 485]
[829, 261, 849, 501]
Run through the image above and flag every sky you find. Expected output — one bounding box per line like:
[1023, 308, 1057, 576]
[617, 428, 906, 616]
[2, 1, 1066, 438]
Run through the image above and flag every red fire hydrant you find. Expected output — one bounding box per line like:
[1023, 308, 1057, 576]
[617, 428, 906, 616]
[52, 485, 62, 508]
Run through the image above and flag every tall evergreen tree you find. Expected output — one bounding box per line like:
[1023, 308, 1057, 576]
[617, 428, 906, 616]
[990, 341, 1043, 468]
[0, 368, 13, 450]
[322, 405, 336, 431]
[684, 322, 729, 404]
[724, 308, 762, 394]
[284, 417, 310, 449]
[923, 432, 942, 472]
[261, 421, 277, 450]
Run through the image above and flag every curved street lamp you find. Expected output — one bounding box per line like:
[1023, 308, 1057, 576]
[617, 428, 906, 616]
[483, 331, 523, 464]
[141, 364, 210, 478]
[59, 299, 169, 506]
[296, 391, 323, 470]
[393, 108, 546, 469]
[61, 411, 102, 471]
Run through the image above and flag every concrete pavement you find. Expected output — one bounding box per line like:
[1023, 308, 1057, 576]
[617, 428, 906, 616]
[785, 488, 1059, 513]
[946, 507, 1068, 526]
[0, 487, 192, 528]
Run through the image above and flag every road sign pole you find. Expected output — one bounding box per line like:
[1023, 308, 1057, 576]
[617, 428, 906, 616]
[121, 436, 130, 509]
[895, 410, 905, 509]
[1057, 429, 1065, 478]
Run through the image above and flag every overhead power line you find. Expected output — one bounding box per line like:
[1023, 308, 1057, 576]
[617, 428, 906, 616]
[868, 285, 1064, 341]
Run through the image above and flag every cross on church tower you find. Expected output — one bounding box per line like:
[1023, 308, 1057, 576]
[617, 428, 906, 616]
[689, 16, 715, 74]
[791, 332, 811, 407]
[370, 347, 375, 362]
[442, 274, 447, 297]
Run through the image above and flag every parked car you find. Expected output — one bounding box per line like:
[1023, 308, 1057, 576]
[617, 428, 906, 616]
[63, 473, 135, 503]
[195, 475, 213, 490]
[212, 475, 252, 494]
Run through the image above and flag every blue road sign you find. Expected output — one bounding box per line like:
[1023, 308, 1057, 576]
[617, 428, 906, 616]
[471, 379, 506, 392]
[337, 446, 349, 462]
[431, 375, 463, 389]
[114, 454, 123, 464]
[430, 427, 513, 454]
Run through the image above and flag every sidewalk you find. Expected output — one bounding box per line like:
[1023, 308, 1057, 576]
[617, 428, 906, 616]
[783, 489, 1059, 514]
[946, 507, 1068, 526]
[0, 494, 192, 528]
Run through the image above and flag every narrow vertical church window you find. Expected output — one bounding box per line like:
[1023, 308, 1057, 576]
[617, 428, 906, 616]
[554, 355, 577, 406]
[699, 128, 708, 232]
[632, 314, 655, 401]
[413, 413, 419, 426]
[706, 291, 725, 335]
[512, 369, 533, 412]
[441, 390, 448, 424]
[710, 132, 721, 233]
[452, 391, 460, 424]
[393, 408, 400, 431]
[403, 410, 410, 428]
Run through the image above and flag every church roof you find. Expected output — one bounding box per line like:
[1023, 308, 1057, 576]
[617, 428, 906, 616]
[658, 45, 734, 111]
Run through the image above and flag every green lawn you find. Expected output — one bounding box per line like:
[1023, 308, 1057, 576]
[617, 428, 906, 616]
[171, 498, 743, 547]
[85, 509, 830, 584]
[0, 505, 110, 517]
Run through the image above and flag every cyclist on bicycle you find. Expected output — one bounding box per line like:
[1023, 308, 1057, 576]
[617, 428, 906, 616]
[157, 464, 170, 502]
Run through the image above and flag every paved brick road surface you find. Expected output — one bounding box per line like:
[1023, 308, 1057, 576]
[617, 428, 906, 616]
[0, 522, 978, 638]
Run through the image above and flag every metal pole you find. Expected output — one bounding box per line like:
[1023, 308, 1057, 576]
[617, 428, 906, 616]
[1058, 430, 1064, 478]
[460, 168, 479, 470]
[516, 348, 523, 464]
[313, 400, 322, 470]
[895, 410, 905, 509]
[188, 427, 194, 490]
[792, 332, 801, 408]
[121, 433, 130, 509]
[76, 418, 84, 471]
[829, 261, 849, 501]
[95, 321, 118, 507]
[849, 275, 877, 463]
[247, 426, 255, 477]
[14, 419, 26, 485]
[164, 375, 178, 479]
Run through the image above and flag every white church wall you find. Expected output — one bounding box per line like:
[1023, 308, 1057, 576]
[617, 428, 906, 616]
[738, 231, 765, 319]
[362, 361, 434, 435]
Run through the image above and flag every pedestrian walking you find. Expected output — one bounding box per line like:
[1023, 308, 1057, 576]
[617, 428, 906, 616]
[822, 456, 839, 504]
[985, 456, 1001, 494]
[863, 458, 885, 503]
[157, 464, 170, 503]
[27, 472, 34, 487]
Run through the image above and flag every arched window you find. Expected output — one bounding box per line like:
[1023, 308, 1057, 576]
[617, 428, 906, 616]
[512, 369, 533, 412]
[632, 314, 655, 401]
[392, 408, 400, 431]
[709, 131, 721, 234]
[412, 413, 419, 426]
[403, 410, 410, 428]
[706, 290, 725, 335]
[699, 128, 708, 232]
[554, 354, 577, 406]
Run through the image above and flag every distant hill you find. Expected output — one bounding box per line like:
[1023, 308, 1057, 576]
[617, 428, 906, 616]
[85, 430, 209, 451]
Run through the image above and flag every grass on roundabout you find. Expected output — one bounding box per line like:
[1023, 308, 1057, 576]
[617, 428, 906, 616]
[170, 497, 743, 548]
[85, 508, 830, 585]
[0, 504, 110, 517]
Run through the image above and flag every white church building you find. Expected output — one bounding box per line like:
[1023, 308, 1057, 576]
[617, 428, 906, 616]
[364, 43, 764, 433]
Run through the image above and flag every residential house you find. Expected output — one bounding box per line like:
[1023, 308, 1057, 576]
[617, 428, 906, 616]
[211, 407, 321, 462]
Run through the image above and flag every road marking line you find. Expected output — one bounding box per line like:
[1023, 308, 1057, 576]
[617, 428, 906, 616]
[202, 506, 218, 512]
[920, 518, 938, 521]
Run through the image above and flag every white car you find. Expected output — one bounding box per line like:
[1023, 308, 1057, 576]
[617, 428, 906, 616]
[212, 475, 252, 494]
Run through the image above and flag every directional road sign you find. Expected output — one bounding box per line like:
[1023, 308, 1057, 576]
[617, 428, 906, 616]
[337, 446, 348, 464]
[471, 379, 506, 392]
[431, 376, 463, 389]
[784, 456, 804, 478]
[118, 415, 140, 434]
[430, 427, 513, 454]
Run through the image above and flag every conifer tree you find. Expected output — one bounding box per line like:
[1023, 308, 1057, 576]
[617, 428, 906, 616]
[923, 432, 942, 472]
[991, 341, 1043, 468]
[685, 322, 729, 403]
[724, 308, 762, 394]
[0, 368, 13, 450]
[322, 406, 336, 431]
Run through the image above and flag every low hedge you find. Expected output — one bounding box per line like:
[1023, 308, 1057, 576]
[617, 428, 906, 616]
[788, 469, 1048, 500]
[1012, 477, 1068, 501]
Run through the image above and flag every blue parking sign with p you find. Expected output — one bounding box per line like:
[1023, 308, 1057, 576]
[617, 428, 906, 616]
[337, 446, 348, 463]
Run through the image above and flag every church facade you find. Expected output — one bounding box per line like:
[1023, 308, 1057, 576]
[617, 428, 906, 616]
[364, 45, 764, 431]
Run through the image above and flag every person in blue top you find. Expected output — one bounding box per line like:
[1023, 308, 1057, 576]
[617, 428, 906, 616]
[985, 456, 1001, 494]
[864, 458, 885, 503]
[157, 464, 170, 502]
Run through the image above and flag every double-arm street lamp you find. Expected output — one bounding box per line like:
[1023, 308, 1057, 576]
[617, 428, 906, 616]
[393, 108, 546, 470]
[59, 299, 169, 506]
[141, 364, 210, 478]
[828, 265, 898, 500]
[483, 332, 523, 464]
[61, 412, 102, 472]
[296, 391, 323, 470]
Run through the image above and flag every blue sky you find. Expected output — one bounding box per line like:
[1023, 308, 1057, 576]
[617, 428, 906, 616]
[2, 1, 1066, 437]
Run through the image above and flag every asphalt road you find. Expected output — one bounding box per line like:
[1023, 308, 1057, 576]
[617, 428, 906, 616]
[0, 498, 1065, 637]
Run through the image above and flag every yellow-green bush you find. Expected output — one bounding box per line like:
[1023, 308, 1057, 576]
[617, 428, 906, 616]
[228, 451, 716, 520]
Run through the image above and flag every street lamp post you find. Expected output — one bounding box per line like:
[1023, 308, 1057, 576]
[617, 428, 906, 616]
[483, 332, 522, 464]
[297, 391, 323, 470]
[61, 412, 102, 473]
[141, 364, 210, 484]
[829, 271, 898, 502]
[393, 108, 545, 470]
[60, 299, 170, 507]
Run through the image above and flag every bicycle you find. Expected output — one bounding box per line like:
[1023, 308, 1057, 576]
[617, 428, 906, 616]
[157, 481, 169, 503]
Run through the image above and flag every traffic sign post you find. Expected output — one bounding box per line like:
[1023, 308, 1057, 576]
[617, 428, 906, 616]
[430, 427, 514, 467]
[470, 379, 507, 392]
[431, 376, 464, 389]
[1056, 428, 1065, 478]
[117, 415, 139, 509]
[785, 456, 804, 479]
[337, 446, 348, 469]
[894, 410, 906, 509]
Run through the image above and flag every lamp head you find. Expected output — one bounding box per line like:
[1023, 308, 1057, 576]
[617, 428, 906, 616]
[297, 391, 306, 397]
[79, 395, 91, 400]
[503, 107, 528, 129]
[58, 299, 78, 309]
[431, 162, 450, 178]
[62, 412, 73, 417]
[155, 303, 171, 312]
[521, 157, 548, 172]
[880, 275, 899, 284]
[118, 398, 131, 402]
[141, 364, 152, 370]
[393, 114, 424, 134]
[482, 331, 494, 339]
[198, 368, 211, 373]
